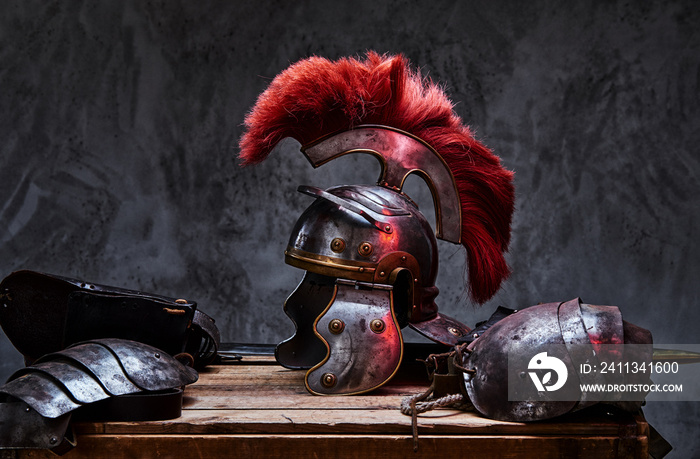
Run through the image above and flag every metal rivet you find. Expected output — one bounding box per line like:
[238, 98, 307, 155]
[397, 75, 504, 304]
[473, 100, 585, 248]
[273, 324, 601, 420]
[330, 238, 346, 253]
[25, 407, 30, 413]
[447, 327, 462, 337]
[49, 437, 57, 445]
[154, 353, 161, 359]
[384, 225, 392, 232]
[379, 271, 386, 277]
[328, 319, 345, 334]
[358, 242, 373, 257]
[472, 333, 479, 339]
[321, 373, 337, 388]
[401, 256, 407, 261]
[370, 319, 385, 333]
[175, 299, 188, 304]
[358, 267, 365, 273]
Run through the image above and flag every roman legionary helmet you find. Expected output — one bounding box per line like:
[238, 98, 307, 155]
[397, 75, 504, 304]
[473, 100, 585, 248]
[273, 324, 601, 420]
[239, 52, 515, 394]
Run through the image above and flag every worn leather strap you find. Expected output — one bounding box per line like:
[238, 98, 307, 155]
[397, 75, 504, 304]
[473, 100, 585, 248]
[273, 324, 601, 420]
[189, 309, 221, 368]
[0, 270, 221, 369]
[74, 388, 185, 422]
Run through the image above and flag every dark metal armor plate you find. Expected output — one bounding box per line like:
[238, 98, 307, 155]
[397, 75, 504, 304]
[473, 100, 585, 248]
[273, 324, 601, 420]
[0, 339, 198, 454]
[461, 299, 652, 421]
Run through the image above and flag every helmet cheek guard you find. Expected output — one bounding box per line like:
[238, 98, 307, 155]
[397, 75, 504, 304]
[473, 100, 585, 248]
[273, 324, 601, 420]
[239, 53, 515, 395]
[305, 280, 403, 395]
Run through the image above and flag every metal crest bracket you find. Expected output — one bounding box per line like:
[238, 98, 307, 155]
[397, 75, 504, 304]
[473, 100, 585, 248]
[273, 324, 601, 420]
[301, 125, 462, 244]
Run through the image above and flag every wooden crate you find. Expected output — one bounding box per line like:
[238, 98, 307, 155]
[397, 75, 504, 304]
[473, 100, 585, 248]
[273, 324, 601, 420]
[11, 355, 648, 458]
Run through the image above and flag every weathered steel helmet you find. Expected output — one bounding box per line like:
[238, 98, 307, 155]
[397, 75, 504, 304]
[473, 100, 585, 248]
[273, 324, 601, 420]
[400, 299, 664, 454]
[461, 298, 653, 421]
[286, 183, 440, 330]
[239, 53, 515, 394]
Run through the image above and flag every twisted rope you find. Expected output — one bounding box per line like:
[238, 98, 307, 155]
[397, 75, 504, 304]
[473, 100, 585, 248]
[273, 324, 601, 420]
[401, 387, 474, 452]
[401, 344, 478, 451]
[400, 392, 466, 416]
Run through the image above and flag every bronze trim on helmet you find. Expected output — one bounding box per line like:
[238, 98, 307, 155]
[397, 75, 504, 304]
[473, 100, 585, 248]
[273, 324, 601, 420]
[285, 247, 376, 282]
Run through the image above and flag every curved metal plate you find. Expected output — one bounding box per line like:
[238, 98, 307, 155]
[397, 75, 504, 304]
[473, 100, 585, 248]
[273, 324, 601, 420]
[557, 298, 602, 407]
[276, 272, 336, 369]
[298, 186, 399, 233]
[92, 339, 198, 391]
[306, 283, 403, 395]
[0, 373, 80, 419]
[0, 401, 72, 450]
[579, 303, 624, 350]
[463, 302, 577, 421]
[409, 312, 471, 345]
[37, 343, 141, 396]
[10, 361, 109, 405]
[302, 126, 462, 243]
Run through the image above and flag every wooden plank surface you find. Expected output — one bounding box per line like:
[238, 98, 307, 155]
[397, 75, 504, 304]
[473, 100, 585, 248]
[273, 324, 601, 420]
[74, 407, 641, 437]
[7, 356, 649, 458]
[12, 434, 637, 459]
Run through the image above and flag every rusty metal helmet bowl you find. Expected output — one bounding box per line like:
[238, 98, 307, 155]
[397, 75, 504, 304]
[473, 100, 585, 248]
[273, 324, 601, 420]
[276, 183, 471, 395]
[285, 184, 438, 326]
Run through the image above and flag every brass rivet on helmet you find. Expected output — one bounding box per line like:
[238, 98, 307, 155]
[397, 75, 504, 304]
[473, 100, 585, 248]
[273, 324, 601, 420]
[328, 318, 345, 334]
[358, 242, 373, 257]
[370, 319, 385, 333]
[330, 237, 346, 253]
[321, 372, 337, 388]
[448, 327, 462, 337]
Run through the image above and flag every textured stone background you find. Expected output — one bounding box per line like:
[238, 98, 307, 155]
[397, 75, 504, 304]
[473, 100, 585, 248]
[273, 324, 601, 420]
[1, 0, 698, 455]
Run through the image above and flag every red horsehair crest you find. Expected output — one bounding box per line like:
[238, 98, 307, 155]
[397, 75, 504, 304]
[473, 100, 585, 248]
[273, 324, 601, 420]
[239, 51, 514, 304]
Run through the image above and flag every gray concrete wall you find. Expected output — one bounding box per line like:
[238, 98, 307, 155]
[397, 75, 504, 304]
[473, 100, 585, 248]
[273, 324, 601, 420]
[1, 0, 698, 456]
